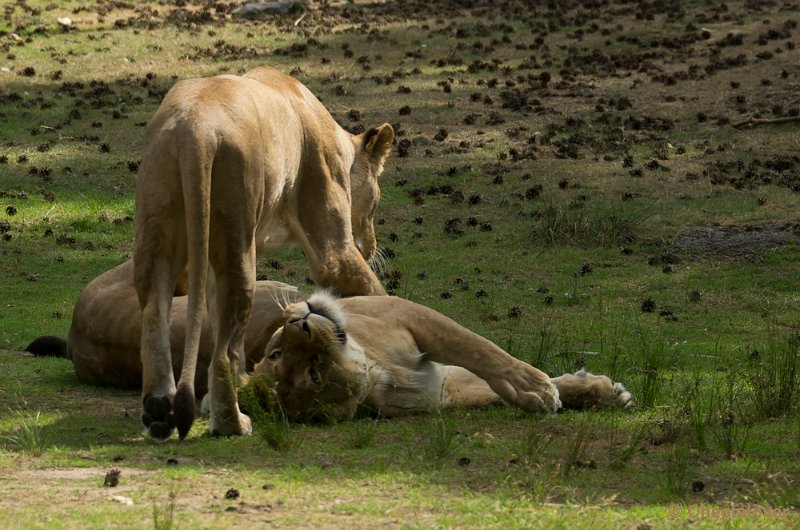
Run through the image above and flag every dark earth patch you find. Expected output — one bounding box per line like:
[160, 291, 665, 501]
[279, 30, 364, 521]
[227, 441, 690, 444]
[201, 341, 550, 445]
[667, 224, 800, 258]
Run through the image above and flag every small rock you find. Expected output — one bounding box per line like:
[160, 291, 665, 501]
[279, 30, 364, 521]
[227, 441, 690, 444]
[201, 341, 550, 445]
[110, 495, 133, 506]
[232, 0, 305, 20]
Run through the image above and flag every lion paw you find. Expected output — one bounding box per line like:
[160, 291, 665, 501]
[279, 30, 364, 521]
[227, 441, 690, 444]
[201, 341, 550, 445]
[141, 394, 176, 441]
[515, 386, 562, 413]
[200, 393, 211, 416]
[613, 381, 634, 409]
[209, 411, 253, 437]
[488, 362, 561, 413]
[550, 369, 634, 410]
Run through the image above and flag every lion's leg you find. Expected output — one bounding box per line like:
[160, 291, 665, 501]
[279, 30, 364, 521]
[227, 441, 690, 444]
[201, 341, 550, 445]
[206, 236, 255, 436]
[312, 250, 386, 296]
[135, 250, 186, 441]
[293, 171, 386, 297]
[441, 366, 504, 409]
[134, 142, 192, 441]
[383, 301, 561, 413]
[550, 370, 633, 409]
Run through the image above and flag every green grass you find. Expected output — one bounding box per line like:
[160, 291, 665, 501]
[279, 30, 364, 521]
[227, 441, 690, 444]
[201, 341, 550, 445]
[2, 0, 800, 526]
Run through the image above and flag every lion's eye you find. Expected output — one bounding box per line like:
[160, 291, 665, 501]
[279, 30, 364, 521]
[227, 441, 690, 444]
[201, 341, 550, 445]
[308, 366, 321, 385]
[269, 349, 282, 360]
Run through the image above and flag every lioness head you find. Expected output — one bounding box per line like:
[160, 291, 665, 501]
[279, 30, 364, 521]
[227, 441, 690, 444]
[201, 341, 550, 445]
[349, 124, 394, 262]
[253, 292, 368, 422]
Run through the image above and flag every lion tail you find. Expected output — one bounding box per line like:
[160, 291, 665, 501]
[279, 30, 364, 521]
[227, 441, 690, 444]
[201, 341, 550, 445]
[24, 335, 68, 358]
[173, 129, 216, 439]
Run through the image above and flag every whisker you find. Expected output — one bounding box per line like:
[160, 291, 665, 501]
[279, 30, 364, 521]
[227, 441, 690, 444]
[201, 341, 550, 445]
[268, 289, 283, 311]
[369, 245, 388, 276]
[278, 289, 289, 312]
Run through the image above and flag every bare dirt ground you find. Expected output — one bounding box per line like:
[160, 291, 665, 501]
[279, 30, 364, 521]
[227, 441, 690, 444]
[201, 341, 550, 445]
[668, 223, 800, 258]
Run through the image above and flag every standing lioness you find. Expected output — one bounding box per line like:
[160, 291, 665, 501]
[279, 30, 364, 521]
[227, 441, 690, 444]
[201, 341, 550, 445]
[134, 66, 393, 441]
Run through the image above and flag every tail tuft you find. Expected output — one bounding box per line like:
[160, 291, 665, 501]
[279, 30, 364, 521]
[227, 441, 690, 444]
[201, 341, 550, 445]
[25, 336, 68, 358]
[174, 383, 196, 440]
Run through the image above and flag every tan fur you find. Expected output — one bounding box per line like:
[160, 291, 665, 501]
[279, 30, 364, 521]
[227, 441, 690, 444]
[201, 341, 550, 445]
[67, 260, 306, 395]
[63, 265, 631, 428]
[132, 66, 393, 439]
[253, 294, 633, 422]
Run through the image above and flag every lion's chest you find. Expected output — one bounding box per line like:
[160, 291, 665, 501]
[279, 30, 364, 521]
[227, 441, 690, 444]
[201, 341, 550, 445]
[347, 320, 447, 415]
[255, 219, 292, 253]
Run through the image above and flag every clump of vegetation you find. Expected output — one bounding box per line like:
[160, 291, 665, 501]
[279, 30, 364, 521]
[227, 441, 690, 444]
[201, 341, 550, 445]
[746, 336, 799, 419]
[529, 203, 646, 247]
[238, 375, 294, 451]
[412, 412, 459, 461]
[1, 411, 51, 456]
[152, 490, 177, 530]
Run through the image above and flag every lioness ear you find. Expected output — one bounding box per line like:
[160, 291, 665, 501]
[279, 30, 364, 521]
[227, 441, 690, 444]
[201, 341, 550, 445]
[362, 123, 394, 172]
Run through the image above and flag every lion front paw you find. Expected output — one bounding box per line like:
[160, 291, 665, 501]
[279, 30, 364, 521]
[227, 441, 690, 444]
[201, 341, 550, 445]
[488, 362, 561, 413]
[515, 385, 561, 413]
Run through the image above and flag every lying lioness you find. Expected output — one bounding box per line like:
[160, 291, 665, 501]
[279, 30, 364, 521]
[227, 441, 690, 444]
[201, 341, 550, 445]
[249, 291, 633, 423]
[29, 261, 632, 430]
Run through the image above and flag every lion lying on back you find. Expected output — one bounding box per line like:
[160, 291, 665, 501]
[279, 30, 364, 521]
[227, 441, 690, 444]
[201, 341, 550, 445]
[250, 291, 632, 423]
[30, 261, 631, 428]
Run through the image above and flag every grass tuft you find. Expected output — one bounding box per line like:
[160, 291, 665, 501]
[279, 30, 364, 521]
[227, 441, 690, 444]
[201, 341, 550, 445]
[746, 335, 799, 419]
[239, 375, 294, 451]
[711, 373, 752, 459]
[517, 416, 554, 466]
[662, 445, 692, 498]
[152, 490, 176, 530]
[530, 203, 646, 247]
[346, 418, 378, 450]
[1, 411, 51, 456]
[559, 415, 591, 477]
[631, 333, 673, 409]
[416, 412, 459, 461]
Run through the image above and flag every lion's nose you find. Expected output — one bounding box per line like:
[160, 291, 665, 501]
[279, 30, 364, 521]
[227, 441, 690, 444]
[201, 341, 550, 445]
[290, 318, 311, 335]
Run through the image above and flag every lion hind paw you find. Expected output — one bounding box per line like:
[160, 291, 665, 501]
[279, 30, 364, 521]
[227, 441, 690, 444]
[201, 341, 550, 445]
[613, 381, 634, 409]
[550, 370, 633, 410]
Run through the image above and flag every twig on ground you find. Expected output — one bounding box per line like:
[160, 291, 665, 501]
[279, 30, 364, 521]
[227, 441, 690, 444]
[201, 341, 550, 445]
[732, 116, 800, 129]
